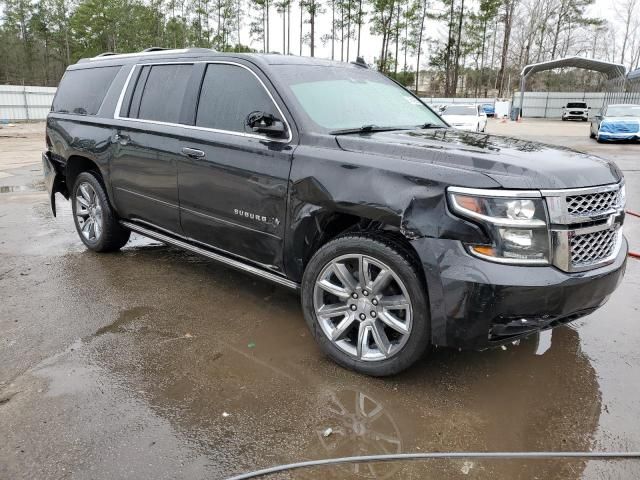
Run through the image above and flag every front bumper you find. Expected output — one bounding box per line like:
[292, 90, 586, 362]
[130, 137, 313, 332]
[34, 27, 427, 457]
[563, 113, 588, 120]
[410, 236, 627, 349]
[597, 132, 640, 141]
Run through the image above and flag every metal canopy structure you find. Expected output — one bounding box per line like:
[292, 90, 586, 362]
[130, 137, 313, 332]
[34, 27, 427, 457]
[518, 57, 627, 117]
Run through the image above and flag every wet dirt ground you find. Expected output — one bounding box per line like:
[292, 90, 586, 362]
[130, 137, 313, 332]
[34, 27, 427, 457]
[1, 120, 639, 479]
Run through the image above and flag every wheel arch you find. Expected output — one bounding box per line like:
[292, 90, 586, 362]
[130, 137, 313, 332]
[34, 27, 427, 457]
[284, 207, 426, 287]
[65, 155, 104, 191]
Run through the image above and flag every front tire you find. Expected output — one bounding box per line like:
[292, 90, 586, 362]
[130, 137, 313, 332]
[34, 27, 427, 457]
[72, 171, 130, 252]
[301, 233, 430, 376]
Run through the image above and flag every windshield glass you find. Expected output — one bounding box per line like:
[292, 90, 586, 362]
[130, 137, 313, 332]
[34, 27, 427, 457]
[272, 65, 445, 131]
[605, 105, 640, 117]
[443, 105, 477, 115]
[566, 103, 587, 108]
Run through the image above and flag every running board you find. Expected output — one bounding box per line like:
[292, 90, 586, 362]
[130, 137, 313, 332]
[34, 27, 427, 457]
[120, 220, 299, 290]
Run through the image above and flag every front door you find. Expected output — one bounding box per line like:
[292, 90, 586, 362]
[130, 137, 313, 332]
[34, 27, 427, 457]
[177, 62, 295, 272]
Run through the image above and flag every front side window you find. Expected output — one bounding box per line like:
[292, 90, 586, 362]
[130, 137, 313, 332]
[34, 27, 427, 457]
[135, 64, 193, 123]
[53, 66, 121, 115]
[272, 65, 445, 132]
[196, 63, 279, 133]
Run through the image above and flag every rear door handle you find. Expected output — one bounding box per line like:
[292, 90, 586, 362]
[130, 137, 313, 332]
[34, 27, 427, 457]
[181, 147, 206, 159]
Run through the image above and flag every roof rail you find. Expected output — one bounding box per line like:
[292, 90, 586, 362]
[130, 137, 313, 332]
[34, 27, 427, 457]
[81, 47, 219, 62]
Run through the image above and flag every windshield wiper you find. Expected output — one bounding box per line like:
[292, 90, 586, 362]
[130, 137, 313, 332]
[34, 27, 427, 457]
[417, 122, 446, 129]
[329, 125, 412, 135]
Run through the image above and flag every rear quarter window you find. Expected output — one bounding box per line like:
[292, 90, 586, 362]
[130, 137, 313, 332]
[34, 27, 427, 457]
[52, 66, 121, 115]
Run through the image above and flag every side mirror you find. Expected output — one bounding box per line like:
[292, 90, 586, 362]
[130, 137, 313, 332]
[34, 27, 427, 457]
[246, 111, 286, 138]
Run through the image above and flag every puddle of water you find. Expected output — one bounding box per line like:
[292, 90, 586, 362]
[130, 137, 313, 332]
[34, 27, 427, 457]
[94, 306, 154, 336]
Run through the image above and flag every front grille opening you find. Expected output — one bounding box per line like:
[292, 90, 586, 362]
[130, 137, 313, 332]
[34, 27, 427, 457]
[570, 229, 618, 267]
[567, 190, 619, 216]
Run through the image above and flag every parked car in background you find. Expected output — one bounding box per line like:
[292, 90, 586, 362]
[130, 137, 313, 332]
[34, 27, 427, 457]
[44, 49, 627, 376]
[562, 102, 589, 121]
[481, 103, 495, 117]
[590, 104, 640, 142]
[441, 104, 487, 132]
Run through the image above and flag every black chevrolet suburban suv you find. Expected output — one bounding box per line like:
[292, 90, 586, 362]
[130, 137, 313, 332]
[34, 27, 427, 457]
[44, 49, 627, 376]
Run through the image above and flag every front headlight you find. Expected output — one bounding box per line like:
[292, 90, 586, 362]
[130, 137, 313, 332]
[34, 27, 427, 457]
[448, 187, 550, 264]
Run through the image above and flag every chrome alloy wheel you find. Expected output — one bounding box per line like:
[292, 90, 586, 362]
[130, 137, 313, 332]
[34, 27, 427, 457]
[313, 254, 413, 362]
[75, 182, 103, 242]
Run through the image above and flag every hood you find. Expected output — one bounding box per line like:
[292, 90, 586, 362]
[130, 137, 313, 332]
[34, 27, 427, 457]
[335, 128, 622, 189]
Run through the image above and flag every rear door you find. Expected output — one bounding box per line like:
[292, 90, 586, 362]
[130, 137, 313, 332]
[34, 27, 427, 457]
[177, 61, 295, 271]
[111, 63, 195, 233]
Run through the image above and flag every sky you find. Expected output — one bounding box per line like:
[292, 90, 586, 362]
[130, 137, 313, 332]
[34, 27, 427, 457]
[239, 0, 627, 70]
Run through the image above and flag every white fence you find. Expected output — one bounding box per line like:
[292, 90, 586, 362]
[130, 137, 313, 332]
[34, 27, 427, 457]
[0, 85, 56, 121]
[424, 92, 640, 118]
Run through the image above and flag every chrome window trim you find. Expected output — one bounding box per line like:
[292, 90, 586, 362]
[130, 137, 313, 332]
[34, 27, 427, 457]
[113, 60, 293, 144]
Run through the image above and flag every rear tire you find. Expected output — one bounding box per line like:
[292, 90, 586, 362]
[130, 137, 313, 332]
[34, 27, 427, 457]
[72, 171, 130, 252]
[301, 233, 430, 376]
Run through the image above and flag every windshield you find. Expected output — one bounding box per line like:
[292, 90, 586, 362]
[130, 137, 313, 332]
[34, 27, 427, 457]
[605, 105, 640, 117]
[443, 105, 477, 115]
[566, 103, 587, 108]
[272, 65, 445, 131]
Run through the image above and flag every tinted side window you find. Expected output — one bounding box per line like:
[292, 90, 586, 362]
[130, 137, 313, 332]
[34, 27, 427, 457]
[136, 64, 192, 123]
[52, 66, 121, 115]
[196, 64, 279, 133]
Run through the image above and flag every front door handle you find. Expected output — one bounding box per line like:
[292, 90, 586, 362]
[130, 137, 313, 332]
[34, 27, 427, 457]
[182, 147, 206, 159]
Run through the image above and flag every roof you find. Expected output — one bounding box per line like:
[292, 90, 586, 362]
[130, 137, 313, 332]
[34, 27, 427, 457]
[628, 68, 640, 81]
[520, 56, 626, 80]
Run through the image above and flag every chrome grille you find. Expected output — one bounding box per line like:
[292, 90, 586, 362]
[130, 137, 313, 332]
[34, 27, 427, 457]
[566, 190, 619, 216]
[570, 229, 618, 267]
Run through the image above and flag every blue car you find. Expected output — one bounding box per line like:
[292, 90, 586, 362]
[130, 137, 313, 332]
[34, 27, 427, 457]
[591, 104, 640, 142]
[481, 103, 495, 117]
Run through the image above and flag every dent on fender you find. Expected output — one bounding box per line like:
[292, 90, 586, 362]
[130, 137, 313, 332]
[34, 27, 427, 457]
[285, 158, 491, 282]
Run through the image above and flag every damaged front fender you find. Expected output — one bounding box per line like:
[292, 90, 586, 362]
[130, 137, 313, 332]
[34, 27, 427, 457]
[283, 143, 496, 281]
